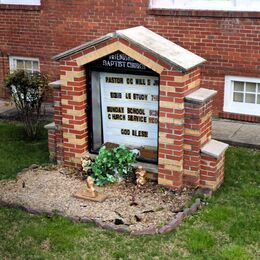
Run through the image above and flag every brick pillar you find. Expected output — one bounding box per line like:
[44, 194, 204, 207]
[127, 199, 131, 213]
[0, 55, 4, 97]
[200, 153, 225, 190]
[47, 129, 56, 161]
[44, 122, 57, 161]
[0, 55, 8, 98]
[158, 69, 185, 189]
[60, 61, 88, 167]
[200, 138, 228, 190]
[183, 100, 212, 186]
[52, 84, 63, 163]
[183, 88, 217, 187]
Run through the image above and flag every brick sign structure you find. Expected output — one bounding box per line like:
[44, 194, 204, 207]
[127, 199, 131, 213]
[45, 26, 228, 190]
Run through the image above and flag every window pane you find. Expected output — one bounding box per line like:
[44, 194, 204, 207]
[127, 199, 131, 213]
[16, 60, 24, 69]
[257, 95, 260, 105]
[245, 94, 256, 104]
[25, 60, 32, 70]
[233, 92, 244, 102]
[257, 84, 260, 93]
[246, 82, 256, 93]
[33, 61, 39, 71]
[234, 81, 244, 92]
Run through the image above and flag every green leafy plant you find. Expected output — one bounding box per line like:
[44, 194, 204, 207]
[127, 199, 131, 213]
[4, 70, 49, 139]
[114, 145, 136, 179]
[91, 146, 117, 186]
[91, 145, 136, 186]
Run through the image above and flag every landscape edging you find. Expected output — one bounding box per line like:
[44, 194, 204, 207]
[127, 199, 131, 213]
[131, 198, 203, 236]
[0, 196, 203, 236]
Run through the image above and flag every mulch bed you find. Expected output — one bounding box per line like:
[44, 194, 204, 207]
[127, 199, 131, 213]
[0, 165, 197, 234]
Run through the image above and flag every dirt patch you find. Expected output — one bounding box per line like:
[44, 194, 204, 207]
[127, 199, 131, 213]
[0, 167, 194, 232]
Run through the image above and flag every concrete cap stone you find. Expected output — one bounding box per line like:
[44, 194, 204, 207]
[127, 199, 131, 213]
[185, 88, 217, 104]
[49, 80, 61, 89]
[116, 26, 206, 71]
[201, 139, 229, 159]
[44, 122, 56, 130]
[53, 26, 206, 72]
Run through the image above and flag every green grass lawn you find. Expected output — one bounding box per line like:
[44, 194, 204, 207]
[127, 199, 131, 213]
[0, 120, 259, 259]
[0, 120, 49, 179]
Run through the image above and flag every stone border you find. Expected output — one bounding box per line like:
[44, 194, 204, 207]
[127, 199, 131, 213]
[131, 198, 202, 235]
[0, 197, 203, 236]
[0, 166, 211, 236]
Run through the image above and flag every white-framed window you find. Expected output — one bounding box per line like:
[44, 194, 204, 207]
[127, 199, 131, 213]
[9, 56, 40, 73]
[150, 0, 260, 12]
[224, 76, 260, 116]
[0, 0, 40, 5]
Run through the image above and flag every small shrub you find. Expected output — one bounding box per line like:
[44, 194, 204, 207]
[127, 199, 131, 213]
[4, 70, 49, 139]
[91, 145, 137, 186]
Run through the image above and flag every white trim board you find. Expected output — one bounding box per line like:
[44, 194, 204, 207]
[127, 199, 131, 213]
[0, 0, 40, 5]
[150, 0, 260, 12]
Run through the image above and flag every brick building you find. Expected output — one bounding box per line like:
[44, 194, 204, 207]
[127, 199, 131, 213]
[6, 0, 259, 189]
[0, 0, 260, 121]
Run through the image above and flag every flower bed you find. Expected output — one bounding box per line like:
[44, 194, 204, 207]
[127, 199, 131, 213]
[0, 165, 203, 234]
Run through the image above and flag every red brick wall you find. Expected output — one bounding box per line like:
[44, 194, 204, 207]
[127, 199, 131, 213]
[0, 0, 259, 121]
[47, 129, 56, 161]
[183, 99, 213, 187]
[200, 153, 225, 190]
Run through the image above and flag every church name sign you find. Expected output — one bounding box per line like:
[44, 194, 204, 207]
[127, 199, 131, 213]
[91, 52, 149, 72]
[100, 72, 159, 148]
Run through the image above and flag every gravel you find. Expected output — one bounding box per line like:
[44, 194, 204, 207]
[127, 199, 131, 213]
[0, 167, 194, 232]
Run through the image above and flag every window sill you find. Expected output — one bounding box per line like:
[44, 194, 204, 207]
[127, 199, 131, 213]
[0, 4, 40, 11]
[223, 106, 260, 117]
[148, 8, 260, 18]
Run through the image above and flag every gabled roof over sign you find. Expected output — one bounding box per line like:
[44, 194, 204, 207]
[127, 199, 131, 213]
[53, 26, 206, 72]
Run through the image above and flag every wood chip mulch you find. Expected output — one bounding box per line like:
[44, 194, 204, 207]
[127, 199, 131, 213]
[0, 166, 195, 233]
